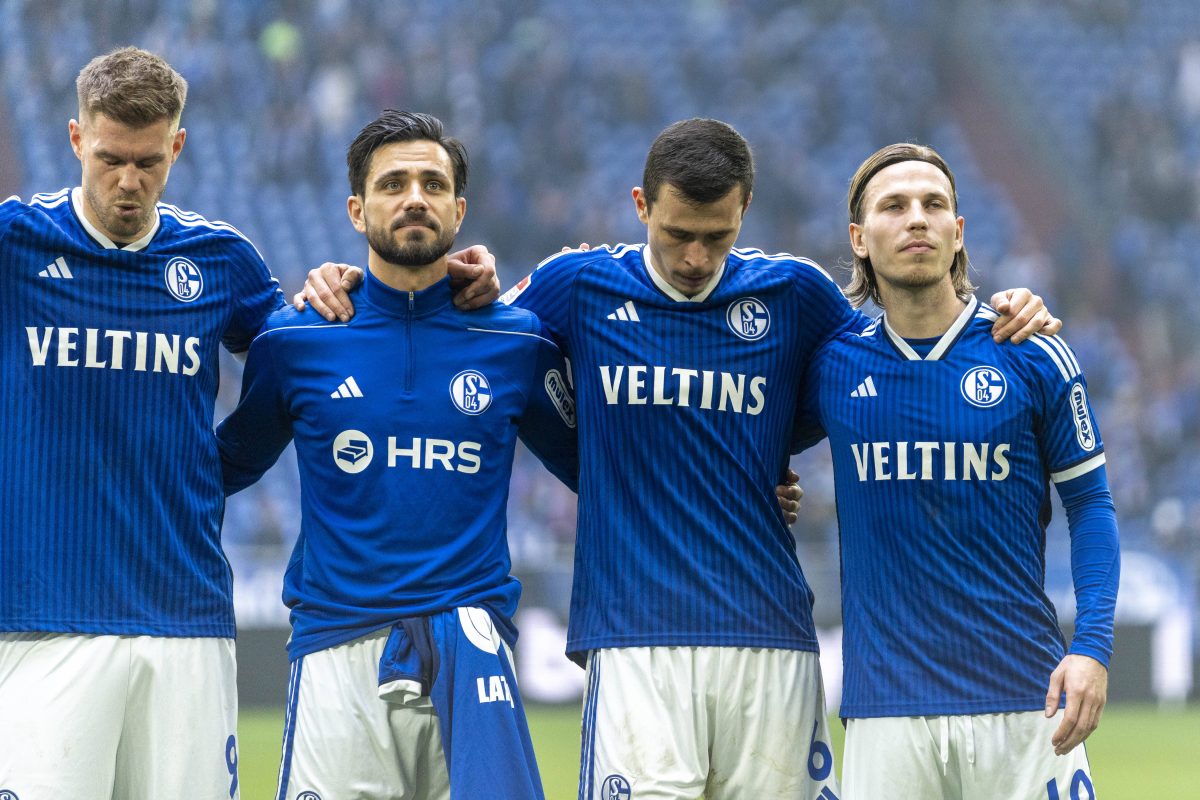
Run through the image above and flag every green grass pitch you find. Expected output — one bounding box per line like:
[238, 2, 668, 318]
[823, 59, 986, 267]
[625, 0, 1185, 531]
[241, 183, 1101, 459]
[237, 703, 1200, 799]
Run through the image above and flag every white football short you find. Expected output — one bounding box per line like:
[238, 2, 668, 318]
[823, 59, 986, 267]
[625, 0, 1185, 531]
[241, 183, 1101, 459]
[579, 646, 841, 800]
[0, 632, 240, 800]
[275, 628, 450, 800]
[842, 711, 1095, 800]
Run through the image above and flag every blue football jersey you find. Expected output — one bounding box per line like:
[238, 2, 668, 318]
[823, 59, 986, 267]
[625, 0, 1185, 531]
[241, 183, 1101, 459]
[0, 188, 284, 637]
[503, 244, 864, 662]
[799, 296, 1119, 717]
[216, 272, 578, 659]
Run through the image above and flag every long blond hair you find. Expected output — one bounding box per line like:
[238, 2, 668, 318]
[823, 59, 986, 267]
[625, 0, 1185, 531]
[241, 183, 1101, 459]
[845, 142, 974, 308]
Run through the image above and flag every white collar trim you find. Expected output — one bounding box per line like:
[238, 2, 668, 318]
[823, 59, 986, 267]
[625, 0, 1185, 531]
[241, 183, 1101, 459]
[71, 187, 159, 251]
[642, 245, 725, 303]
[882, 295, 978, 361]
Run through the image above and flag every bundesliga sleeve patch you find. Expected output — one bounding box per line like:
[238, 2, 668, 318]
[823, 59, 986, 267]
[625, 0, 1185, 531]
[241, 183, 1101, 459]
[499, 273, 532, 305]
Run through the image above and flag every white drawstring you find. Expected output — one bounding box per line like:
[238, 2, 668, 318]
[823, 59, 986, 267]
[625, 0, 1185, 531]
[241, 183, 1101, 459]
[965, 715, 976, 766]
[939, 716, 950, 776]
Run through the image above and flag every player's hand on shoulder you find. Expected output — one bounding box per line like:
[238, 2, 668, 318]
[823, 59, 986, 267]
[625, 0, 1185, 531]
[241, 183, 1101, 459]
[776, 468, 803, 526]
[989, 288, 1062, 344]
[448, 245, 499, 310]
[294, 263, 363, 322]
[561, 243, 592, 252]
[1045, 653, 1108, 756]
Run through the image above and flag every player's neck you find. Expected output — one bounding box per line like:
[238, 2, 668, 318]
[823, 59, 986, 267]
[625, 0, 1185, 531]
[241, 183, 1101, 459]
[879, 281, 966, 340]
[368, 254, 448, 293]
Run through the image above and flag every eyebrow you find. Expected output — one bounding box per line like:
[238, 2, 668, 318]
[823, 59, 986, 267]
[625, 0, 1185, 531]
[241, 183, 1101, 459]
[874, 189, 951, 205]
[664, 224, 735, 238]
[94, 149, 165, 164]
[374, 167, 450, 184]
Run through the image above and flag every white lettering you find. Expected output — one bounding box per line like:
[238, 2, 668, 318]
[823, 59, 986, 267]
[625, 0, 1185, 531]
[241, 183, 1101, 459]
[652, 366, 674, 405]
[134, 332, 149, 371]
[153, 333, 180, 373]
[914, 441, 937, 479]
[57, 327, 79, 366]
[106, 330, 131, 370]
[182, 337, 202, 376]
[388, 437, 421, 468]
[674, 368, 698, 406]
[599, 366, 624, 404]
[718, 372, 745, 413]
[700, 370, 715, 409]
[896, 441, 917, 480]
[626, 365, 647, 404]
[458, 442, 482, 474]
[852, 443, 870, 482]
[84, 328, 107, 368]
[963, 443, 988, 481]
[26, 327, 52, 366]
[872, 441, 891, 480]
[993, 444, 1011, 480]
[746, 376, 767, 416]
[850, 441, 1014, 482]
[22, 326, 200, 375]
[426, 439, 455, 470]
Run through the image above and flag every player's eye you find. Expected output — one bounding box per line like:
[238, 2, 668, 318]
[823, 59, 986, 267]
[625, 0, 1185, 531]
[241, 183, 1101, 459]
[426, 180, 443, 191]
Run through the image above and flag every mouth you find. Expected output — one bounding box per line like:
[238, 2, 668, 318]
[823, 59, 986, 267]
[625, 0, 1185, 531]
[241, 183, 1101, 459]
[674, 273, 710, 290]
[393, 217, 435, 233]
[901, 240, 934, 253]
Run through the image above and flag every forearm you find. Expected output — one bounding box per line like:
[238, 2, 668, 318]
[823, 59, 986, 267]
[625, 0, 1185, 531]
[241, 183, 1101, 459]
[1058, 466, 1120, 665]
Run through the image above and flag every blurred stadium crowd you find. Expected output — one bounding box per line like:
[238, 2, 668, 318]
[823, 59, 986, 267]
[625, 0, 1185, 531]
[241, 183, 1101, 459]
[1, 0, 1196, 660]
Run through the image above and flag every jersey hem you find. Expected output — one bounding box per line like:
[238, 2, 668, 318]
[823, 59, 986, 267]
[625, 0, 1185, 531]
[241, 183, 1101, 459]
[0, 621, 235, 638]
[841, 695, 1057, 718]
[566, 633, 819, 665]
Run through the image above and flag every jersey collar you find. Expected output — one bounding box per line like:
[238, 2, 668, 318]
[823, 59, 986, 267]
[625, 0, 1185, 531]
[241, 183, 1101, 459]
[882, 295, 978, 361]
[361, 269, 453, 318]
[71, 187, 160, 252]
[642, 245, 725, 303]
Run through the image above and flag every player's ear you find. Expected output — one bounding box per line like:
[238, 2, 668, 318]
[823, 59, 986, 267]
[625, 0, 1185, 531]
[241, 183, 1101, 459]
[347, 194, 366, 233]
[849, 222, 869, 259]
[453, 196, 466, 233]
[69, 119, 84, 160]
[633, 187, 650, 224]
[170, 127, 186, 163]
[954, 215, 964, 252]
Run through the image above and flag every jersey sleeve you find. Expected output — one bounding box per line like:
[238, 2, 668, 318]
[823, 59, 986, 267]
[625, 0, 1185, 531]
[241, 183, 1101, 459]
[223, 238, 286, 353]
[1026, 334, 1106, 480]
[1025, 334, 1119, 666]
[1055, 465, 1120, 667]
[516, 324, 579, 492]
[791, 348, 830, 454]
[215, 326, 294, 494]
[501, 249, 584, 353]
[790, 259, 871, 345]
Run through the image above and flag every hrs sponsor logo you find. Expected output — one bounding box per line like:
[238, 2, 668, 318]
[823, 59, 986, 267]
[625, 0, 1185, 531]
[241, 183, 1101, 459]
[599, 364, 766, 415]
[25, 326, 201, 375]
[850, 441, 1012, 482]
[332, 430, 481, 475]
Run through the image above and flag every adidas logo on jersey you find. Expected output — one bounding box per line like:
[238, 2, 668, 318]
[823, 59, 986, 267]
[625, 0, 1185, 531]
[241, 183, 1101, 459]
[38, 256, 74, 279]
[850, 376, 878, 397]
[607, 301, 640, 322]
[330, 376, 363, 398]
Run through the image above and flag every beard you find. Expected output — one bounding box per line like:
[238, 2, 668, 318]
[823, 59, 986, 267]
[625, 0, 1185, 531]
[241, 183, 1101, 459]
[365, 212, 456, 267]
[86, 184, 160, 242]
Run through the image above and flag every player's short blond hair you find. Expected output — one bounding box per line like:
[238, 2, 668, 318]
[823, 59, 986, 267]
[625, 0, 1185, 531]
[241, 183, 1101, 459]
[845, 142, 974, 309]
[75, 47, 188, 129]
